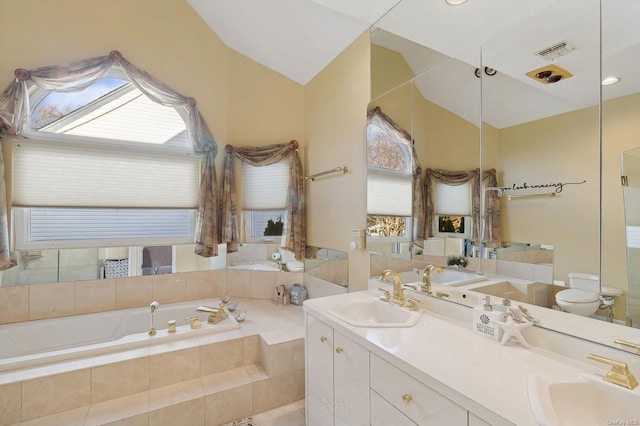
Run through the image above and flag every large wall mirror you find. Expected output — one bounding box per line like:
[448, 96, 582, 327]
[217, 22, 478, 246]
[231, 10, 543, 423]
[369, 0, 640, 350]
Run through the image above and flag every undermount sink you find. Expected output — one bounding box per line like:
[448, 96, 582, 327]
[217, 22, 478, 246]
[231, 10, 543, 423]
[327, 297, 422, 328]
[528, 373, 640, 425]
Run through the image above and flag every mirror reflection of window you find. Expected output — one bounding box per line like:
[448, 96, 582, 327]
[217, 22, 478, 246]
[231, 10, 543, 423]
[366, 110, 413, 240]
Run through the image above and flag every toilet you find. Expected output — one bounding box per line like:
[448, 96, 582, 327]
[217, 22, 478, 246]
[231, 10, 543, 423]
[278, 248, 304, 272]
[555, 273, 623, 316]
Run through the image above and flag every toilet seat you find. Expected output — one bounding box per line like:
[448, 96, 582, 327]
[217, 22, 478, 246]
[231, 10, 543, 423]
[285, 260, 304, 272]
[556, 288, 600, 304]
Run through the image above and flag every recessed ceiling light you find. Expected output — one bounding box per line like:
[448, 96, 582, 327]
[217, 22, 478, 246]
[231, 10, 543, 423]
[602, 76, 620, 86]
[446, 0, 468, 5]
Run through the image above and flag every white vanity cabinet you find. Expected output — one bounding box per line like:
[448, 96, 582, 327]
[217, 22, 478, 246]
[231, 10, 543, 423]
[370, 353, 468, 425]
[306, 313, 370, 426]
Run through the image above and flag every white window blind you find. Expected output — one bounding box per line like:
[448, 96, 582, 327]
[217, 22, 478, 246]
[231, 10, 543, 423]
[242, 160, 289, 210]
[12, 140, 199, 208]
[367, 170, 412, 216]
[435, 181, 472, 215]
[14, 207, 194, 250]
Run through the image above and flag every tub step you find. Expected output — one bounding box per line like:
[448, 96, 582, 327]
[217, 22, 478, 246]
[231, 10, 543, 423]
[4, 333, 305, 425]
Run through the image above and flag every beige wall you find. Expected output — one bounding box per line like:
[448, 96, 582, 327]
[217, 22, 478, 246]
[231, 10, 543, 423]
[304, 32, 371, 291]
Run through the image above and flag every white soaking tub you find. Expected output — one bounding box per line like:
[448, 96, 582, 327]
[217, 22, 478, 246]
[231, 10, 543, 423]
[227, 261, 281, 271]
[0, 298, 238, 372]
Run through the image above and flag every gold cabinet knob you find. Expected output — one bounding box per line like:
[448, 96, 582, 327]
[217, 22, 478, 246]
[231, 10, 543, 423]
[320, 336, 327, 342]
[402, 393, 413, 404]
[335, 346, 344, 353]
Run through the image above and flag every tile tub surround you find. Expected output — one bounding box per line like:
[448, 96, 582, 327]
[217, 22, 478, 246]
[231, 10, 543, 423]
[0, 298, 305, 426]
[0, 269, 305, 325]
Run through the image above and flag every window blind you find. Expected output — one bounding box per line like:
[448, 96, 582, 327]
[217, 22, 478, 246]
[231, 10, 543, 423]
[367, 170, 412, 216]
[242, 160, 289, 210]
[12, 140, 199, 208]
[435, 181, 472, 215]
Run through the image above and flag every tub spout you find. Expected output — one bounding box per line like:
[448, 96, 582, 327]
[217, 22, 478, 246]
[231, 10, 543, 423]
[197, 302, 228, 324]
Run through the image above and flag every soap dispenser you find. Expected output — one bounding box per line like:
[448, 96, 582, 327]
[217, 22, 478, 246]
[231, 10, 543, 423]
[472, 295, 507, 340]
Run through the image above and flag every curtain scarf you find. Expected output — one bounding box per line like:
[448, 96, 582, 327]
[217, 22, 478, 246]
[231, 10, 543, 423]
[424, 168, 500, 248]
[221, 140, 306, 260]
[0, 50, 220, 261]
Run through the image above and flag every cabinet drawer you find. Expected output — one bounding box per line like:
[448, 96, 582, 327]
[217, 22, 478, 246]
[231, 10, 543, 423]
[370, 354, 467, 425]
[371, 389, 417, 426]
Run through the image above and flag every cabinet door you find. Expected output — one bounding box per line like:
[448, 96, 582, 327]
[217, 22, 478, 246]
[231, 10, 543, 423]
[334, 330, 370, 426]
[306, 314, 334, 426]
[371, 389, 417, 426]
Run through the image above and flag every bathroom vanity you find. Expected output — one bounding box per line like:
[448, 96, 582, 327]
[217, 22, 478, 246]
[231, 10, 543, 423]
[304, 289, 640, 425]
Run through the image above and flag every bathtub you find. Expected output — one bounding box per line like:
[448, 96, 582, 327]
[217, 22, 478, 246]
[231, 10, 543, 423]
[0, 298, 239, 372]
[227, 260, 281, 271]
[377, 268, 487, 287]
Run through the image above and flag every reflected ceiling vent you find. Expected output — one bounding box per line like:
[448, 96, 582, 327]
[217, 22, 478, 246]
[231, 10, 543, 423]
[535, 40, 577, 61]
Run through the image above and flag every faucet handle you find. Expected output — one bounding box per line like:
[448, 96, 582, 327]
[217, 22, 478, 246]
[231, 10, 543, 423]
[614, 339, 640, 354]
[185, 316, 202, 329]
[407, 298, 422, 311]
[587, 354, 639, 389]
[378, 288, 391, 301]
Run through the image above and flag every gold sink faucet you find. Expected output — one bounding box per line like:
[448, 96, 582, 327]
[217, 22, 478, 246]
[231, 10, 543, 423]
[587, 354, 638, 389]
[379, 270, 406, 307]
[422, 264, 443, 294]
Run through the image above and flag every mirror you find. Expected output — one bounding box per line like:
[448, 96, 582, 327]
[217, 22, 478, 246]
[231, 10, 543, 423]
[369, 0, 640, 349]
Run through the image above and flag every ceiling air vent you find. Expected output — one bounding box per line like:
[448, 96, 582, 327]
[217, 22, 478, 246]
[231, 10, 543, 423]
[535, 40, 576, 61]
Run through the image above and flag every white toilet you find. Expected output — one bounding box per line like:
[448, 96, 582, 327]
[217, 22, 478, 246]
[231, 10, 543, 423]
[555, 273, 623, 316]
[278, 248, 304, 272]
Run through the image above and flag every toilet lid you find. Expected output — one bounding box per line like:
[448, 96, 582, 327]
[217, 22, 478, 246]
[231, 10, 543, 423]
[556, 288, 600, 303]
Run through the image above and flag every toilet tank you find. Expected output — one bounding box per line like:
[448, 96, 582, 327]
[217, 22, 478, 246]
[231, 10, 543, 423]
[568, 273, 600, 292]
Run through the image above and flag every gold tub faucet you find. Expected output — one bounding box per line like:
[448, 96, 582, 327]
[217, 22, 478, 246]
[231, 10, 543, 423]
[422, 265, 443, 294]
[379, 270, 406, 306]
[196, 303, 228, 324]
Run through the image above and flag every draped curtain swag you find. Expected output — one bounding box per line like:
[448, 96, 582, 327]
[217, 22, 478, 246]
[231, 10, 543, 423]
[412, 144, 426, 246]
[0, 51, 221, 259]
[425, 168, 501, 248]
[221, 140, 305, 260]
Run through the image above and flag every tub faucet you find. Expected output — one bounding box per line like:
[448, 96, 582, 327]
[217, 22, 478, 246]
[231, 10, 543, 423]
[422, 265, 443, 294]
[379, 270, 406, 306]
[196, 302, 228, 324]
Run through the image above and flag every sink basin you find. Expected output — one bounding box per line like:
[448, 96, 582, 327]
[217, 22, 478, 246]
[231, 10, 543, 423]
[528, 373, 640, 425]
[327, 297, 422, 327]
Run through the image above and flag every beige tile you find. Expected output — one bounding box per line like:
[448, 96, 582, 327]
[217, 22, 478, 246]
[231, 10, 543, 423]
[0, 381, 21, 426]
[225, 270, 251, 298]
[252, 373, 296, 414]
[149, 347, 200, 389]
[292, 338, 305, 371]
[276, 272, 304, 287]
[92, 357, 150, 404]
[252, 401, 306, 426]
[201, 367, 252, 396]
[29, 282, 75, 320]
[243, 335, 259, 365]
[75, 279, 115, 315]
[85, 391, 149, 426]
[152, 273, 186, 304]
[211, 269, 228, 297]
[21, 369, 91, 420]
[201, 338, 244, 376]
[0, 286, 29, 324]
[250, 271, 278, 299]
[186, 270, 216, 300]
[293, 369, 305, 402]
[149, 378, 203, 410]
[115, 276, 153, 310]
[101, 413, 149, 426]
[204, 383, 252, 426]
[17, 406, 89, 426]
[149, 397, 203, 426]
[149, 380, 203, 426]
[259, 339, 293, 378]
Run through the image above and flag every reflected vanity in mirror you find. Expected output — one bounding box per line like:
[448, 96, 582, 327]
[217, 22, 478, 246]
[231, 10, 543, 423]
[368, 0, 640, 352]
